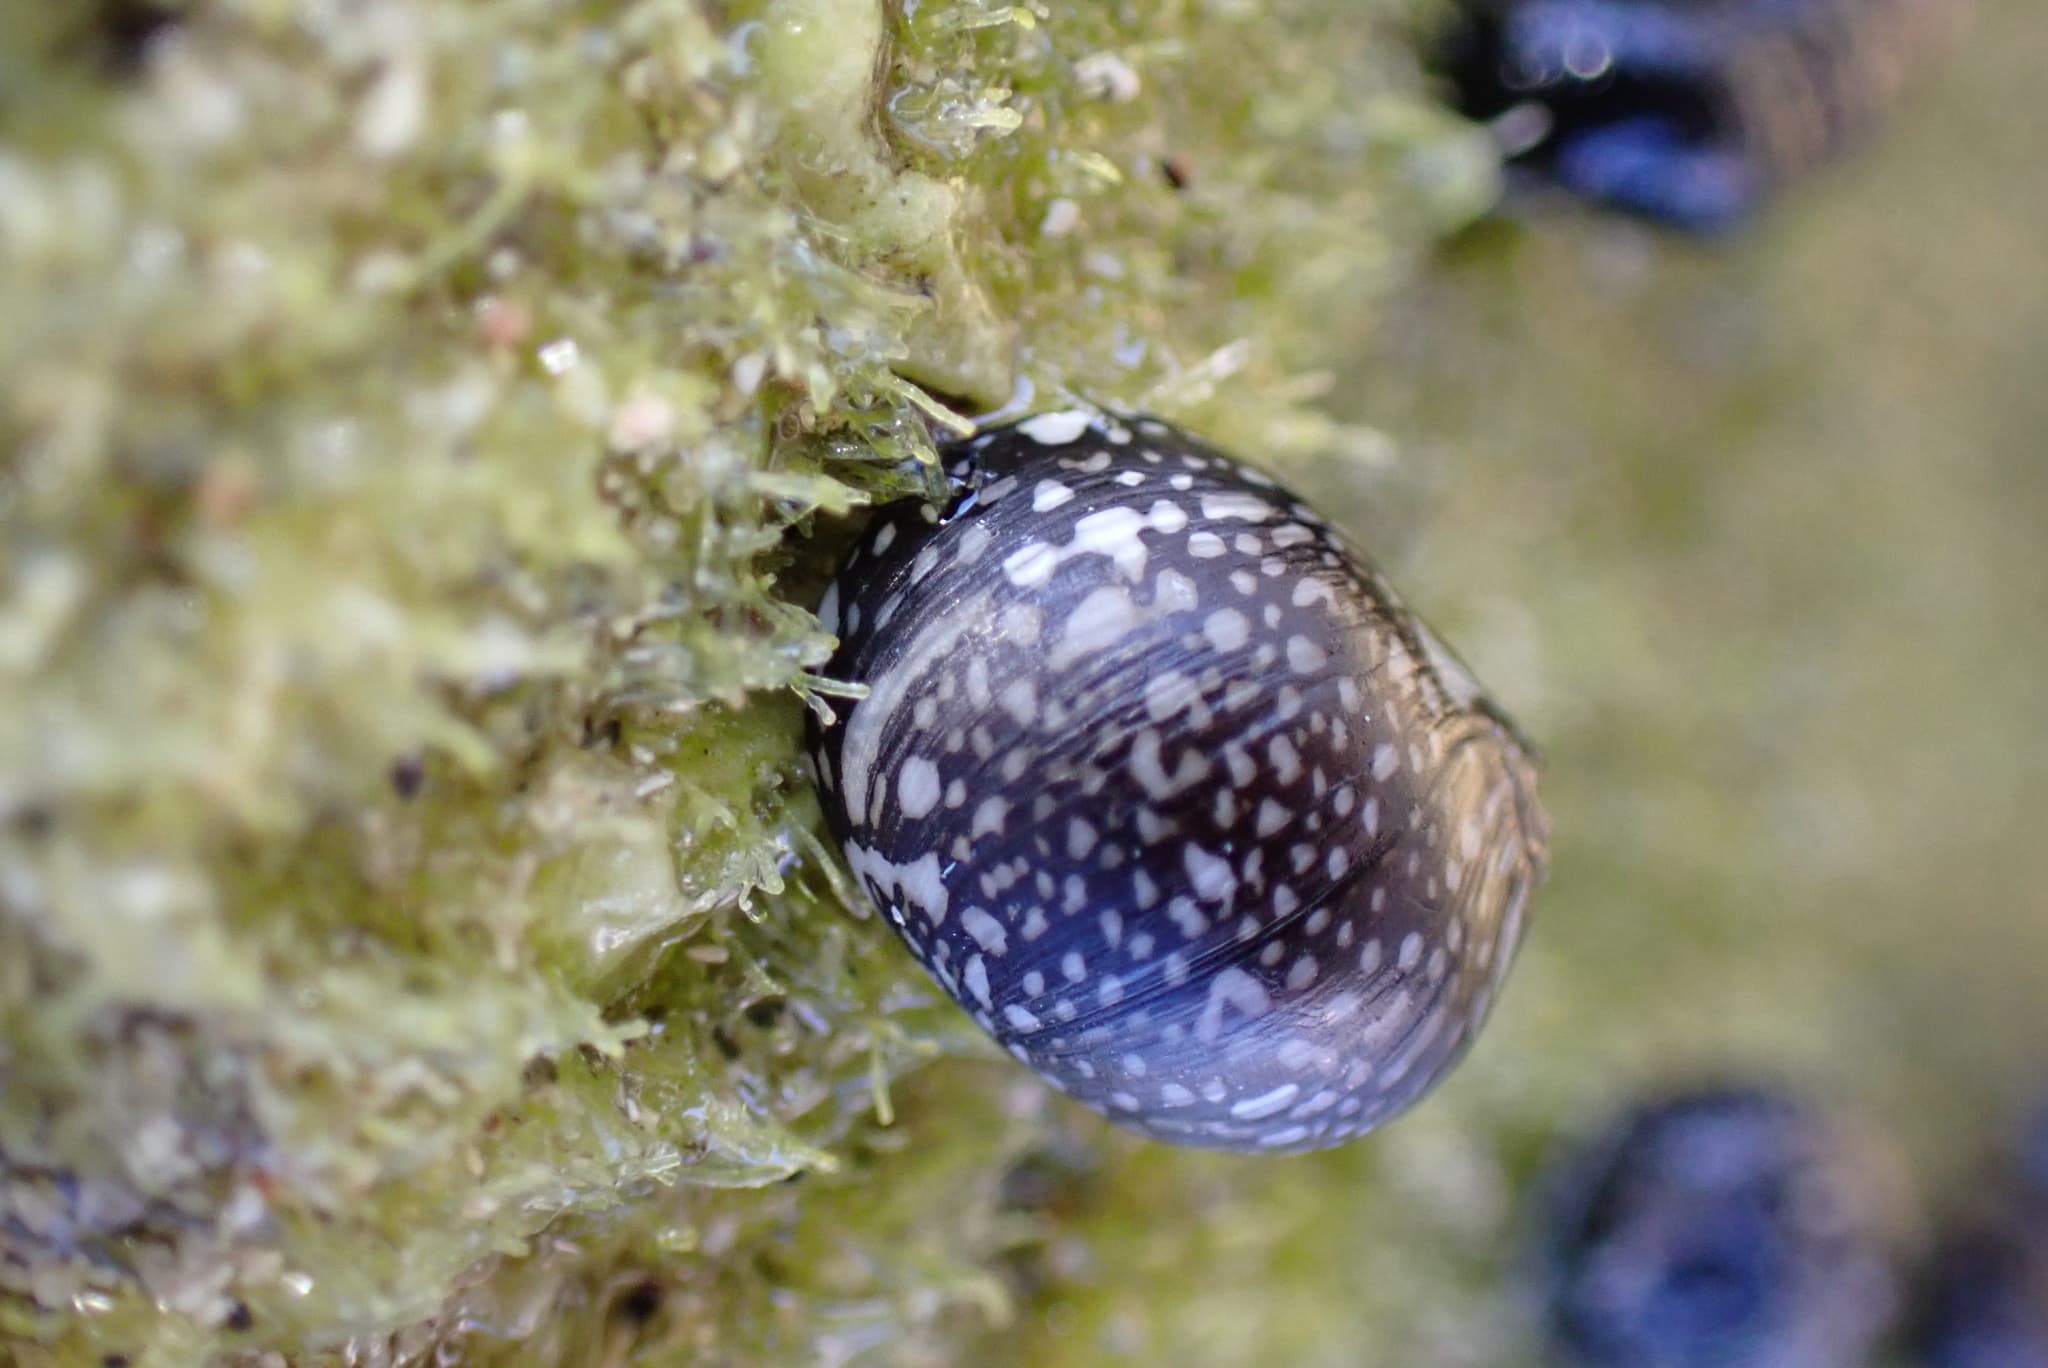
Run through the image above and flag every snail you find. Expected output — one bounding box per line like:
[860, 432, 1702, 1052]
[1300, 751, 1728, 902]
[1535, 1085, 1911, 1368]
[1914, 1093, 2048, 1368]
[806, 409, 1547, 1153]
[1434, 0, 1970, 230]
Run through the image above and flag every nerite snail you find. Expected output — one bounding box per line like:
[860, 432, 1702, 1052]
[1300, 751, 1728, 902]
[807, 410, 1548, 1153]
[1435, 0, 1970, 230]
[1535, 1085, 1911, 1368]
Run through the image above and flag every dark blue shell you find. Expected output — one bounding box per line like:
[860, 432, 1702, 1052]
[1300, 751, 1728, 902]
[1436, 0, 1966, 230]
[1918, 1218, 2048, 1368]
[1536, 1086, 1907, 1368]
[1915, 1095, 2048, 1368]
[807, 410, 1547, 1152]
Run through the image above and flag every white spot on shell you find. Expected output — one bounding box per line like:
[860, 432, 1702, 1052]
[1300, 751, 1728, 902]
[1167, 897, 1208, 939]
[847, 845, 950, 925]
[1268, 735, 1302, 786]
[1256, 799, 1291, 838]
[1131, 729, 1211, 799]
[1148, 500, 1189, 535]
[1053, 585, 1144, 667]
[964, 955, 992, 1008]
[997, 602, 1041, 646]
[998, 678, 1038, 724]
[1004, 542, 1059, 588]
[1018, 409, 1093, 445]
[1196, 966, 1271, 1043]
[1271, 523, 1315, 549]
[1154, 566, 1199, 613]
[1200, 492, 1274, 522]
[1145, 670, 1210, 725]
[1183, 844, 1238, 902]
[956, 522, 994, 563]
[1203, 608, 1250, 653]
[1032, 480, 1076, 512]
[962, 907, 1008, 955]
[1278, 1038, 1321, 1071]
[1230, 1083, 1300, 1120]
[971, 796, 1010, 839]
[1070, 506, 1153, 580]
[1286, 635, 1328, 675]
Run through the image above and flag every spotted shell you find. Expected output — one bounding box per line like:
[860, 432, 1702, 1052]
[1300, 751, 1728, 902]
[1536, 1086, 1911, 1368]
[1437, 0, 1969, 230]
[807, 410, 1548, 1153]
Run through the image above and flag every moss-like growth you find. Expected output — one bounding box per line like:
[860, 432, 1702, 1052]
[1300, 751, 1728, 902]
[1, 1, 1487, 1360]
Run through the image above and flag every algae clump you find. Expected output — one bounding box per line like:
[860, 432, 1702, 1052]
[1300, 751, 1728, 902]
[0, 0, 1485, 1361]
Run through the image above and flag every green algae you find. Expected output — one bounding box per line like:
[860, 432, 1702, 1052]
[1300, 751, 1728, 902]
[0, 1, 1486, 1361]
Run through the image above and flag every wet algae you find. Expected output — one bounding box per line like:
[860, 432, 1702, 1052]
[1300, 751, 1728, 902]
[0, 0, 1489, 1362]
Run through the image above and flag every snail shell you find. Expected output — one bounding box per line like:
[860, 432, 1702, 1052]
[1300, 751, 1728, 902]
[1437, 0, 1970, 229]
[1537, 1085, 1912, 1368]
[808, 410, 1547, 1152]
[1916, 1093, 2048, 1368]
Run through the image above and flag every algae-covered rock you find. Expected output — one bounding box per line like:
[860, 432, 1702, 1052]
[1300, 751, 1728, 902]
[0, 1, 1484, 1360]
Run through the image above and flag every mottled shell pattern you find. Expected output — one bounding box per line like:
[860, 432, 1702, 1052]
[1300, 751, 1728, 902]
[808, 410, 1548, 1153]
